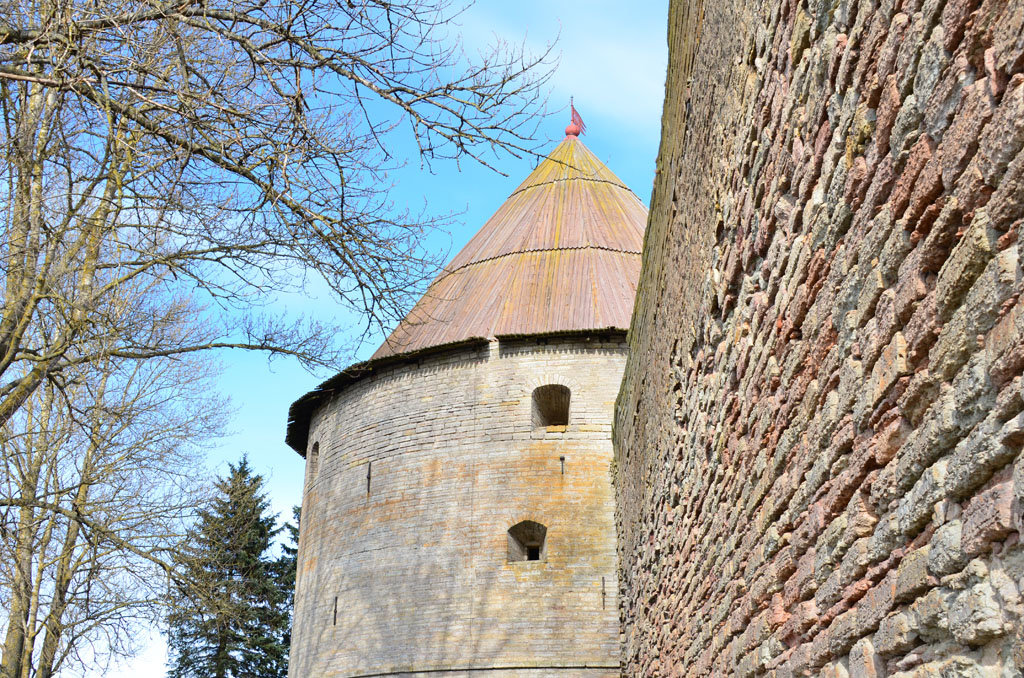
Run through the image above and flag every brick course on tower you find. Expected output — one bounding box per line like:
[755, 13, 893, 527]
[285, 129, 647, 677]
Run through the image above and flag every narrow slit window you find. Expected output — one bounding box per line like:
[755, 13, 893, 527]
[508, 520, 547, 562]
[532, 385, 570, 428]
[307, 442, 320, 483]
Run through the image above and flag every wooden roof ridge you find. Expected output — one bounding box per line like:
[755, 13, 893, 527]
[436, 243, 643, 278]
[515, 172, 631, 187]
[507, 174, 636, 199]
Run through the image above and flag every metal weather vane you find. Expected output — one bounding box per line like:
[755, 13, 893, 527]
[566, 97, 587, 137]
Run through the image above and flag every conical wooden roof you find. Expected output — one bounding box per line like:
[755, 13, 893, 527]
[372, 136, 647, 359]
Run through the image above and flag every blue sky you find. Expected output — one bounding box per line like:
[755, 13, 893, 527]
[99, 1, 668, 674]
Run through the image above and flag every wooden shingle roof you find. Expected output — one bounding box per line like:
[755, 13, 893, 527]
[285, 134, 648, 453]
[372, 136, 647, 359]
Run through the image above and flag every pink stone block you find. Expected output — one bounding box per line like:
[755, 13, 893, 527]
[962, 472, 1016, 556]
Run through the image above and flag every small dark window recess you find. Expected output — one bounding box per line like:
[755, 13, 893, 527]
[508, 520, 547, 562]
[308, 442, 320, 483]
[532, 384, 570, 429]
[333, 596, 337, 626]
[366, 461, 372, 495]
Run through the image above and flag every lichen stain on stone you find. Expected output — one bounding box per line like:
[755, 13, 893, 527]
[614, 0, 1024, 675]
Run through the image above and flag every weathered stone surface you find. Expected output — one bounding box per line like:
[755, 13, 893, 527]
[888, 655, 986, 678]
[928, 521, 968, 577]
[295, 338, 627, 677]
[934, 213, 999, 324]
[948, 580, 1006, 646]
[910, 587, 953, 643]
[614, 0, 1024, 675]
[875, 610, 918, 656]
[961, 473, 1016, 557]
[848, 637, 885, 678]
[894, 546, 935, 604]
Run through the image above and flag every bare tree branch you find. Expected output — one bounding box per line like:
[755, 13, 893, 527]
[0, 0, 555, 430]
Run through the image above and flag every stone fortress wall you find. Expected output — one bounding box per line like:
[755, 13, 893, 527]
[290, 336, 627, 678]
[615, 0, 1023, 675]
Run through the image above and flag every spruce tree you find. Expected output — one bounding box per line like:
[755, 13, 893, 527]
[275, 507, 300, 657]
[166, 459, 290, 678]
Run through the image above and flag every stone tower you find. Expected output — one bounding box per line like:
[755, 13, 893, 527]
[285, 123, 647, 677]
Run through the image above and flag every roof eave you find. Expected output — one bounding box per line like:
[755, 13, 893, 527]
[284, 336, 490, 454]
[284, 326, 631, 455]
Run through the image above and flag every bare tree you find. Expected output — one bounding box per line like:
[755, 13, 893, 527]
[0, 0, 554, 428]
[0, 317, 224, 678]
[0, 5, 552, 672]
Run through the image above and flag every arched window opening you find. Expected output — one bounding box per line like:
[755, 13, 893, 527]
[307, 442, 320, 483]
[508, 520, 547, 562]
[532, 385, 570, 429]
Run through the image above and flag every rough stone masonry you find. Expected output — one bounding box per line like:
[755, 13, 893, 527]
[614, 0, 1024, 675]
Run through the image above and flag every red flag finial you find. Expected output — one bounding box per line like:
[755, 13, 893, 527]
[566, 97, 586, 137]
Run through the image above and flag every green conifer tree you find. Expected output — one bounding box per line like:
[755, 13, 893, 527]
[274, 507, 301, 658]
[166, 459, 290, 678]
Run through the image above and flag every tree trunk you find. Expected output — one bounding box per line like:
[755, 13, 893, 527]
[0, 434, 44, 678]
[36, 433, 100, 678]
